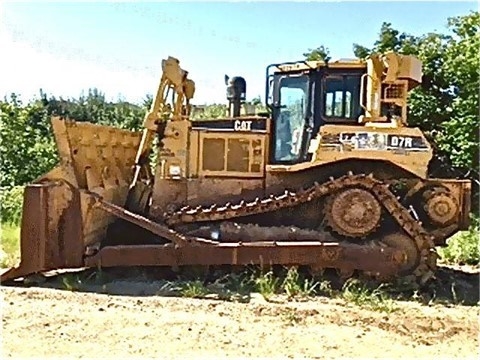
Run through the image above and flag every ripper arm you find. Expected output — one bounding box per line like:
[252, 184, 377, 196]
[130, 56, 195, 187]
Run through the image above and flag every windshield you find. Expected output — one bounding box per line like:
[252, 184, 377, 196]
[274, 75, 309, 162]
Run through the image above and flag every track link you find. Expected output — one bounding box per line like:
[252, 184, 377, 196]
[164, 173, 437, 283]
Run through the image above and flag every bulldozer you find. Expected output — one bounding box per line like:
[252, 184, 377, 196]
[1, 51, 471, 284]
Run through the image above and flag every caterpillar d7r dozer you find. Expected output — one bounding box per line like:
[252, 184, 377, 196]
[1, 52, 471, 284]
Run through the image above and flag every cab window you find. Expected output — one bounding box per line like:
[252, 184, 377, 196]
[274, 75, 309, 162]
[323, 75, 360, 121]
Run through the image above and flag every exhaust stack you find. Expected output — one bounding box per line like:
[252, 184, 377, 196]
[226, 76, 246, 117]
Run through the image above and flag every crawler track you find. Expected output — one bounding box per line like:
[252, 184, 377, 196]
[164, 173, 437, 283]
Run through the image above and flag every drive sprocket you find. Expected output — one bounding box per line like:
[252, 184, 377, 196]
[324, 187, 382, 238]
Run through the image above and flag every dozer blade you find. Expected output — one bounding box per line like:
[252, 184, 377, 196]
[1, 182, 84, 282]
[1, 117, 144, 283]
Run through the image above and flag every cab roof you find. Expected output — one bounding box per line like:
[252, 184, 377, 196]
[274, 58, 366, 73]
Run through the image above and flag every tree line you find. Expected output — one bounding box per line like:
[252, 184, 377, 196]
[1, 12, 478, 199]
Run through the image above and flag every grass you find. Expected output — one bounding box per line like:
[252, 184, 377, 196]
[282, 308, 304, 326]
[437, 224, 479, 266]
[0, 223, 20, 268]
[61, 273, 84, 291]
[253, 270, 280, 300]
[180, 280, 208, 298]
[1, 186, 23, 268]
[281, 267, 319, 299]
[341, 279, 397, 313]
[7, 261, 474, 308]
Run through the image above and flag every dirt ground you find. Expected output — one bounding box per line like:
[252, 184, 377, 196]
[1, 266, 479, 360]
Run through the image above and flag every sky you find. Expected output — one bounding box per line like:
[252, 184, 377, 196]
[0, 1, 477, 105]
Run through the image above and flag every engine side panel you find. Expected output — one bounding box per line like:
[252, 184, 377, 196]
[150, 118, 269, 219]
[311, 124, 433, 178]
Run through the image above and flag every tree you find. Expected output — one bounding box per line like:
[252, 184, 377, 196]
[0, 94, 57, 187]
[0, 89, 150, 187]
[191, 104, 228, 119]
[353, 22, 419, 59]
[303, 45, 331, 62]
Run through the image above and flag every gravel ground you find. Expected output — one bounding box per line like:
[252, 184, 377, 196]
[2, 271, 479, 360]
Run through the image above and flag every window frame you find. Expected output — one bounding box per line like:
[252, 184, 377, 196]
[271, 73, 312, 164]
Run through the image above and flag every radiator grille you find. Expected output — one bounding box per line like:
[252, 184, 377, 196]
[200, 135, 264, 176]
[383, 84, 406, 100]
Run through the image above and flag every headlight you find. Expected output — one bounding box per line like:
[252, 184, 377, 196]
[169, 165, 181, 176]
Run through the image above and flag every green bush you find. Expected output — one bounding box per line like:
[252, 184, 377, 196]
[253, 270, 280, 300]
[0, 186, 25, 225]
[341, 279, 397, 313]
[0, 223, 20, 268]
[0, 186, 24, 267]
[438, 218, 479, 265]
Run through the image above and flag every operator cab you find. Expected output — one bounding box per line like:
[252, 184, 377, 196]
[266, 59, 366, 164]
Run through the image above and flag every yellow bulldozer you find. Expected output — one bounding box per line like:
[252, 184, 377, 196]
[1, 52, 471, 284]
